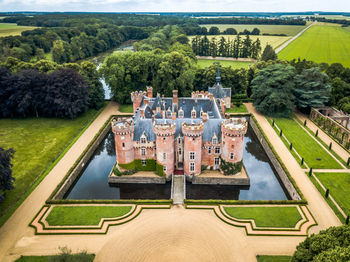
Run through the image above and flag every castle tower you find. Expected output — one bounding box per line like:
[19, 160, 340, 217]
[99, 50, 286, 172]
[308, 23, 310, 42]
[173, 90, 178, 106]
[153, 121, 176, 179]
[146, 86, 153, 98]
[131, 91, 145, 114]
[221, 118, 248, 164]
[182, 121, 204, 176]
[112, 118, 135, 165]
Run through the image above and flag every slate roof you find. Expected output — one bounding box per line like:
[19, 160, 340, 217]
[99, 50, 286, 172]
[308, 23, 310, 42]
[208, 83, 231, 99]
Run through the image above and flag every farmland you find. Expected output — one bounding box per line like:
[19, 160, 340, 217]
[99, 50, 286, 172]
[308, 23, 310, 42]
[200, 24, 307, 36]
[278, 24, 350, 67]
[197, 59, 252, 69]
[189, 35, 291, 50]
[0, 23, 37, 37]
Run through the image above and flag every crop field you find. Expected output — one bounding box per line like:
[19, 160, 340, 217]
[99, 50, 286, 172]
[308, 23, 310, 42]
[189, 35, 291, 50]
[197, 59, 252, 69]
[200, 24, 307, 36]
[0, 23, 37, 37]
[278, 25, 350, 67]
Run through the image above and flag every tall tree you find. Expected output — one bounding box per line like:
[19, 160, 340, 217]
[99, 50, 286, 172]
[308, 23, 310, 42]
[261, 44, 277, 61]
[0, 147, 15, 203]
[252, 64, 296, 117]
[294, 67, 331, 113]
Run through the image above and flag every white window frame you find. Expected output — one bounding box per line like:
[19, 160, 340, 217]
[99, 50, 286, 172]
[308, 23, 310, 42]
[208, 147, 212, 154]
[178, 137, 182, 144]
[163, 152, 167, 160]
[190, 162, 195, 172]
[178, 110, 184, 118]
[163, 166, 167, 172]
[212, 137, 217, 145]
[215, 147, 220, 154]
[141, 148, 146, 156]
[191, 110, 196, 118]
[214, 157, 220, 166]
[230, 152, 234, 160]
[178, 148, 182, 155]
[189, 151, 195, 160]
[140, 137, 146, 144]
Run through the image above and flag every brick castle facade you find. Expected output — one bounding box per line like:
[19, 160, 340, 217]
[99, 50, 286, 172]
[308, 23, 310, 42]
[112, 70, 247, 179]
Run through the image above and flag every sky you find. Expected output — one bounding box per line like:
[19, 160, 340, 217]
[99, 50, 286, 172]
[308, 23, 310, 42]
[0, 0, 349, 12]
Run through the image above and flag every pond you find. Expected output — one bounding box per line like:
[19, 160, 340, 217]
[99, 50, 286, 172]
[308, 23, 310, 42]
[64, 125, 289, 200]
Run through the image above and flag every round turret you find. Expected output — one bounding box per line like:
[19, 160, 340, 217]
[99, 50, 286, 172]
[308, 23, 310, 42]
[131, 91, 145, 114]
[112, 118, 135, 165]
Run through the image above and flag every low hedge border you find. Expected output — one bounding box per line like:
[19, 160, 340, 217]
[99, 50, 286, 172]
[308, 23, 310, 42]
[30, 203, 171, 235]
[295, 117, 349, 168]
[47, 199, 173, 205]
[0, 105, 107, 227]
[184, 199, 305, 205]
[307, 172, 346, 224]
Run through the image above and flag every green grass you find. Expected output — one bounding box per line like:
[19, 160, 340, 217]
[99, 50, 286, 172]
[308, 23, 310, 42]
[0, 109, 100, 221]
[279, 25, 350, 67]
[226, 104, 248, 113]
[223, 206, 302, 228]
[197, 59, 252, 69]
[200, 24, 307, 36]
[15, 254, 95, 262]
[315, 172, 350, 216]
[118, 104, 133, 113]
[256, 255, 292, 262]
[189, 35, 291, 50]
[46, 205, 132, 226]
[272, 118, 343, 169]
[0, 23, 37, 37]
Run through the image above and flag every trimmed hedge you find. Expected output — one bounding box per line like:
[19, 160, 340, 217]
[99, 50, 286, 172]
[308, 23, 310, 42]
[220, 157, 242, 176]
[119, 159, 156, 172]
[46, 199, 173, 205]
[156, 162, 166, 177]
[185, 199, 305, 205]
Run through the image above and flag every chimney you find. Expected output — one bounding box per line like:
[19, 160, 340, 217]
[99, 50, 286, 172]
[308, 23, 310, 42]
[171, 112, 176, 121]
[202, 112, 208, 122]
[140, 108, 145, 119]
[173, 90, 178, 105]
[147, 86, 153, 98]
[221, 100, 226, 115]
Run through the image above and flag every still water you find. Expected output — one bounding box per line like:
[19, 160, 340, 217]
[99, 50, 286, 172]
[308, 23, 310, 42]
[65, 127, 288, 200]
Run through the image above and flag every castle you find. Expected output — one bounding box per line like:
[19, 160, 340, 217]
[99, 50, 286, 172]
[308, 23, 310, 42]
[112, 69, 248, 180]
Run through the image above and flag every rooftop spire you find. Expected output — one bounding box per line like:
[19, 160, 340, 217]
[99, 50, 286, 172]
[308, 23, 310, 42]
[216, 63, 221, 84]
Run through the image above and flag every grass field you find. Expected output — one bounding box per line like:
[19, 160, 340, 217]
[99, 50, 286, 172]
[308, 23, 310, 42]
[197, 59, 252, 69]
[226, 104, 249, 113]
[223, 206, 302, 228]
[0, 109, 99, 221]
[15, 254, 95, 262]
[278, 25, 350, 67]
[189, 35, 291, 50]
[272, 118, 342, 169]
[46, 206, 132, 226]
[118, 104, 133, 113]
[200, 24, 307, 36]
[0, 23, 37, 37]
[256, 255, 292, 262]
[315, 172, 350, 216]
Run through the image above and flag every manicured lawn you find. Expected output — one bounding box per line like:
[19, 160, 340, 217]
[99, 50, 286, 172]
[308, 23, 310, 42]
[0, 109, 100, 224]
[0, 23, 37, 37]
[118, 104, 133, 113]
[197, 59, 252, 69]
[273, 118, 343, 169]
[226, 104, 248, 113]
[315, 172, 350, 216]
[15, 254, 95, 262]
[223, 206, 302, 228]
[46, 205, 132, 226]
[200, 24, 306, 36]
[278, 25, 350, 67]
[189, 35, 291, 50]
[256, 255, 292, 262]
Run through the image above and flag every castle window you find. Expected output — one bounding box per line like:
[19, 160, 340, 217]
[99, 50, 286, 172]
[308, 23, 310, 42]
[190, 162, 195, 172]
[178, 137, 181, 144]
[212, 137, 218, 145]
[178, 109, 184, 118]
[163, 153, 167, 160]
[178, 148, 182, 155]
[208, 147, 212, 154]
[166, 110, 171, 118]
[230, 152, 234, 160]
[140, 137, 146, 144]
[231, 145, 235, 149]
[142, 159, 147, 166]
[163, 166, 167, 172]
[214, 157, 220, 166]
[141, 148, 146, 156]
[215, 147, 220, 154]
[191, 109, 196, 118]
[122, 142, 125, 148]
[190, 152, 195, 160]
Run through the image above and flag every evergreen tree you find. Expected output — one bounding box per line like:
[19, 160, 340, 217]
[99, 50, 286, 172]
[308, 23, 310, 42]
[261, 44, 277, 61]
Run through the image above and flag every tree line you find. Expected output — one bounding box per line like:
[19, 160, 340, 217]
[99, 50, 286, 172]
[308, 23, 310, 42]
[191, 35, 261, 59]
[196, 17, 306, 25]
[0, 58, 104, 118]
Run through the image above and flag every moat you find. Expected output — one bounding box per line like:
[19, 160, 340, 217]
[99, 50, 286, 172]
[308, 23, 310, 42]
[64, 125, 289, 200]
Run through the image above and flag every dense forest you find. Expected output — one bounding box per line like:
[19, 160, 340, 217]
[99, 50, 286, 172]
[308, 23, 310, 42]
[191, 35, 261, 59]
[196, 17, 306, 25]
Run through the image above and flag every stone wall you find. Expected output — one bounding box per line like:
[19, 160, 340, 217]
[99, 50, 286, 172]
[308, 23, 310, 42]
[249, 117, 301, 200]
[53, 120, 112, 199]
[108, 174, 166, 184]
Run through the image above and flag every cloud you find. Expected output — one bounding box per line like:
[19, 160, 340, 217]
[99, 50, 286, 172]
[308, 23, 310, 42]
[0, 0, 349, 12]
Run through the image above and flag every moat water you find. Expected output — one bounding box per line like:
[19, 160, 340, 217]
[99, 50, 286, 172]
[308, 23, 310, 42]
[64, 125, 288, 200]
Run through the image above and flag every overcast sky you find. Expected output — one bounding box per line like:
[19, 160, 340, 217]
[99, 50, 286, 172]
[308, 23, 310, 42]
[0, 0, 349, 12]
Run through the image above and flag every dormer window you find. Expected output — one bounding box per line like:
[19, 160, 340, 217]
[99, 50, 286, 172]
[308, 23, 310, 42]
[166, 108, 172, 118]
[178, 108, 184, 118]
[191, 108, 196, 118]
[200, 110, 203, 117]
[212, 137, 218, 145]
[140, 134, 147, 144]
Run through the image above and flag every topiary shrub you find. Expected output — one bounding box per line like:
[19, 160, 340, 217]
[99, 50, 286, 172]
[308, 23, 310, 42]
[219, 156, 242, 176]
[292, 225, 350, 262]
[156, 162, 165, 177]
